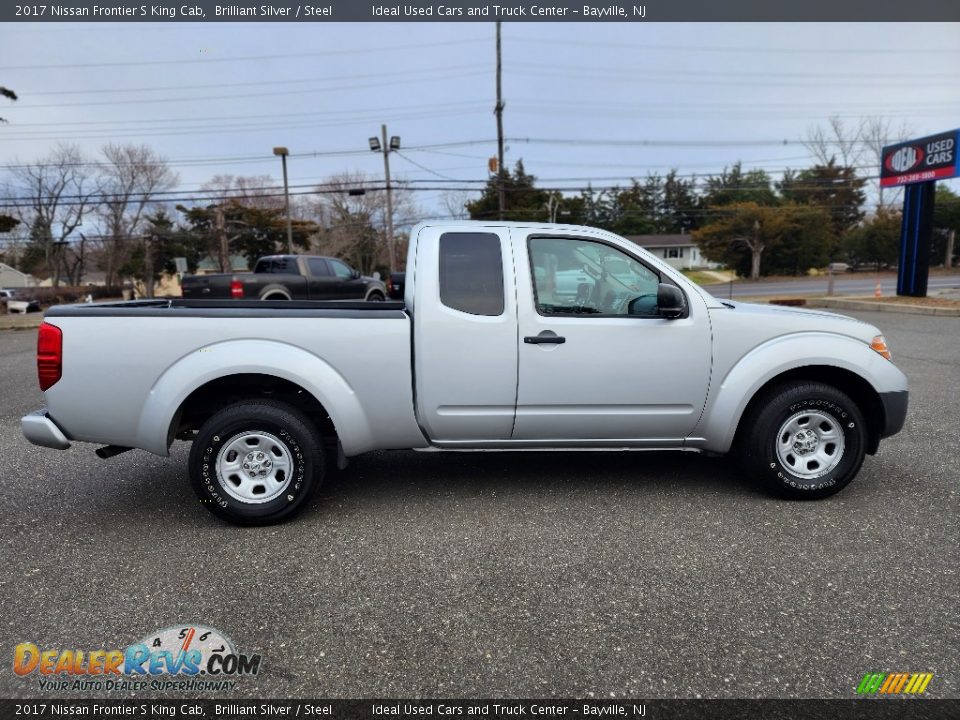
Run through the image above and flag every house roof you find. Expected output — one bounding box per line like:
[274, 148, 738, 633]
[0, 262, 34, 279]
[623, 234, 696, 249]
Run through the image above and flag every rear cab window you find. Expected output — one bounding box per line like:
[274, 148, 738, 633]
[254, 257, 298, 274]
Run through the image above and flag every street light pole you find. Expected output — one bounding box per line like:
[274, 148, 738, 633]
[370, 126, 400, 271]
[273, 146, 294, 254]
[382, 125, 396, 271]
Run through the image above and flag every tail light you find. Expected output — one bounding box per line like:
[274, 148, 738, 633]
[386, 276, 394, 295]
[37, 322, 62, 391]
[230, 279, 244, 298]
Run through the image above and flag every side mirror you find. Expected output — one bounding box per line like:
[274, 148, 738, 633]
[351, 268, 361, 279]
[656, 283, 685, 319]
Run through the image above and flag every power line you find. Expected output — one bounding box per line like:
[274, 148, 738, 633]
[0, 37, 490, 71]
[23, 64, 487, 97]
[6, 70, 489, 110]
[0, 107, 491, 142]
[1, 101, 491, 129]
[509, 36, 960, 55]
[0, 176, 885, 210]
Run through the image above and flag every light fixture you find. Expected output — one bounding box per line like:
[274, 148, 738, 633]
[272, 146, 289, 157]
[368, 137, 381, 152]
[389, 136, 401, 151]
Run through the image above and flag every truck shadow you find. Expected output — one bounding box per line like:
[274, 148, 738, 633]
[317, 449, 759, 506]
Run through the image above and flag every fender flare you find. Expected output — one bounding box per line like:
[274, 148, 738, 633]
[692, 332, 906, 454]
[134, 339, 374, 456]
[363, 286, 386, 301]
[257, 284, 292, 300]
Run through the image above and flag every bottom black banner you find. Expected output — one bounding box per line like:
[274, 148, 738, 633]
[2, 699, 958, 720]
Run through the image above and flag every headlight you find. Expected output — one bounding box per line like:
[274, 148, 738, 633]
[870, 335, 892, 361]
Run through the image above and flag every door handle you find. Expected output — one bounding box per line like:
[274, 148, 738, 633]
[524, 334, 566, 345]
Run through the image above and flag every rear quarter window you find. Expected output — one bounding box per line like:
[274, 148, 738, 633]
[439, 232, 504, 316]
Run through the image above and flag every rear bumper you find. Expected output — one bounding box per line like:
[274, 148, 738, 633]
[879, 390, 909, 438]
[21, 409, 71, 450]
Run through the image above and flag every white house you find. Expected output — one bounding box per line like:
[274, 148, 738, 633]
[0, 262, 37, 288]
[624, 234, 720, 271]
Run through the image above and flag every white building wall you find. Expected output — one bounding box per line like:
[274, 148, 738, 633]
[0, 263, 36, 288]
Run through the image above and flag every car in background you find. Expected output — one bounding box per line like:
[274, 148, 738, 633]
[181, 255, 387, 302]
[1, 289, 41, 313]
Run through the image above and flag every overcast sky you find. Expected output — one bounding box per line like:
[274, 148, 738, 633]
[2, 21, 959, 221]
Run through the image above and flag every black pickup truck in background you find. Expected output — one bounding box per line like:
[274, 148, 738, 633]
[181, 255, 387, 301]
[387, 272, 405, 300]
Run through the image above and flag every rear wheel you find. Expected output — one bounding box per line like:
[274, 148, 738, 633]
[739, 382, 866, 499]
[188, 400, 324, 525]
[366, 291, 385, 302]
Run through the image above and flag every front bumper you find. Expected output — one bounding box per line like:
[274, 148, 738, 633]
[879, 390, 909, 438]
[21, 409, 71, 450]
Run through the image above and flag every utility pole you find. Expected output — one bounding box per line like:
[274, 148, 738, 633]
[144, 234, 156, 299]
[495, 21, 506, 220]
[273, 147, 294, 254]
[946, 229, 955, 269]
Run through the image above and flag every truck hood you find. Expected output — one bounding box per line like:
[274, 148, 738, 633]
[711, 299, 881, 344]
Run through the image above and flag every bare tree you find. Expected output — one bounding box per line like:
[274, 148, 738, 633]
[804, 116, 866, 168]
[862, 117, 913, 209]
[440, 189, 473, 220]
[9, 143, 98, 287]
[200, 174, 285, 211]
[306, 172, 418, 273]
[98, 143, 179, 287]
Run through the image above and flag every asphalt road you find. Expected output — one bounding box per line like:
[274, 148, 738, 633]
[0, 310, 957, 700]
[704, 272, 960, 298]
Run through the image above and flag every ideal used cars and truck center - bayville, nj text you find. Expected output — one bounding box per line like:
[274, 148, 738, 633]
[22, 221, 908, 526]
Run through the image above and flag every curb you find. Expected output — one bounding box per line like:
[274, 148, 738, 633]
[808, 297, 960, 317]
[0, 314, 44, 332]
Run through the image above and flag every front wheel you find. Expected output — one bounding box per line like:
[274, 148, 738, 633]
[739, 382, 866, 500]
[188, 400, 324, 525]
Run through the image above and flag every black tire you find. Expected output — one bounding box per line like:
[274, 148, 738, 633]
[188, 400, 324, 525]
[739, 382, 866, 500]
[366, 291, 385, 302]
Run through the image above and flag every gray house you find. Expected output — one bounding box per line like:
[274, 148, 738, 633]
[624, 234, 720, 271]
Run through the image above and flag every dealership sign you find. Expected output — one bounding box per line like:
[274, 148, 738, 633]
[880, 129, 959, 187]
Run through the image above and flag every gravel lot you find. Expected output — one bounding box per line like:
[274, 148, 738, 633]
[0, 310, 957, 699]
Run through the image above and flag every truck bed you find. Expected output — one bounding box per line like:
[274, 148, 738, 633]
[40, 298, 424, 457]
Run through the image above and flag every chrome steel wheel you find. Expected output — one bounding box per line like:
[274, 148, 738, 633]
[215, 431, 293, 504]
[775, 410, 845, 479]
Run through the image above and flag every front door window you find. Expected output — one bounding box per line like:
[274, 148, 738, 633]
[529, 237, 660, 316]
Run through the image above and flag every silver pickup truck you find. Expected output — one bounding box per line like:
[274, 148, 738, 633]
[22, 221, 908, 525]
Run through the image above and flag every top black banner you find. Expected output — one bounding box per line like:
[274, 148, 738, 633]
[4, 0, 960, 22]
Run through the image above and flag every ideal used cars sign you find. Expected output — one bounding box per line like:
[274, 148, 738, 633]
[880, 129, 960, 188]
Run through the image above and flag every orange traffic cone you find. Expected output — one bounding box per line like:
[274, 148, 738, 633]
[874, 281, 882, 298]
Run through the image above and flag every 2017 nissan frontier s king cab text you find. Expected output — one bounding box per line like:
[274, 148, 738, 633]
[22, 221, 909, 525]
